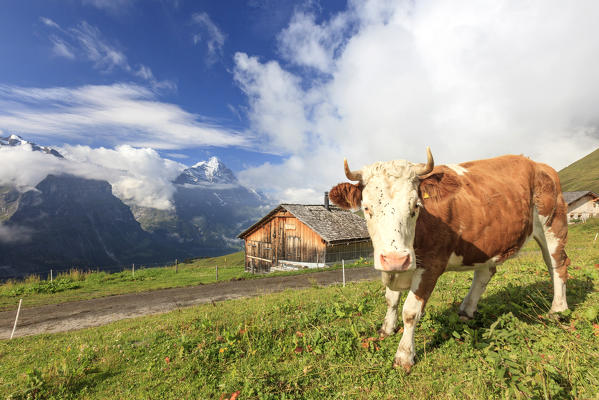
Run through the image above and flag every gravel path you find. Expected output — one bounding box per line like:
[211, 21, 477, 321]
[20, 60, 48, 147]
[0, 266, 379, 339]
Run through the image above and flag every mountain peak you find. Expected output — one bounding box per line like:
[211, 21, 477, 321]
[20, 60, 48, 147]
[175, 156, 237, 185]
[192, 156, 221, 170]
[0, 133, 64, 158]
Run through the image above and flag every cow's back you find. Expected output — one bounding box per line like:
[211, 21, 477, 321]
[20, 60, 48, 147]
[415, 155, 550, 267]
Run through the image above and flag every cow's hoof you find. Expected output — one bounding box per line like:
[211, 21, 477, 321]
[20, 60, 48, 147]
[458, 310, 475, 321]
[548, 309, 570, 321]
[393, 358, 413, 374]
[378, 327, 395, 338]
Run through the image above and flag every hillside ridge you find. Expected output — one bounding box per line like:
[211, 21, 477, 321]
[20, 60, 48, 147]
[558, 148, 599, 193]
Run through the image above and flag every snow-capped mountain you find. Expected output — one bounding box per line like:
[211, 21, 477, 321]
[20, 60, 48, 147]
[175, 156, 237, 185]
[0, 133, 63, 158]
[133, 156, 272, 257]
[0, 139, 272, 278]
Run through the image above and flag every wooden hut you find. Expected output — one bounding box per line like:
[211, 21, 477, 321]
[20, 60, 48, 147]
[238, 195, 372, 273]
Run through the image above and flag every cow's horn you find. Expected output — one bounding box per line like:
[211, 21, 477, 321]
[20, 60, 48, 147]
[344, 158, 362, 182]
[415, 147, 434, 177]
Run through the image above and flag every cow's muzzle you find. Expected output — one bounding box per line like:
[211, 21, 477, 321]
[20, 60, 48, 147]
[378, 252, 412, 272]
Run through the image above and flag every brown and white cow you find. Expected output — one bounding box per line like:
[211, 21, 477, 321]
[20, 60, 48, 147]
[329, 148, 569, 372]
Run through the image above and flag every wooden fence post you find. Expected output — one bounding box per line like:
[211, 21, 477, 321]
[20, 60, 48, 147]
[342, 259, 346, 287]
[132, 263, 135, 278]
[10, 299, 22, 340]
[175, 259, 178, 273]
[216, 265, 219, 281]
[50, 269, 53, 282]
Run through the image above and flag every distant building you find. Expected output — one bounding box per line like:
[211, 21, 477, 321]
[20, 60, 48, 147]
[563, 191, 599, 222]
[238, 194, 372, 273]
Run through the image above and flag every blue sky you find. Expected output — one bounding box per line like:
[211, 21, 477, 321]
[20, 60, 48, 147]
[0, 0, 345, 170]
[1, 0, 599, 204]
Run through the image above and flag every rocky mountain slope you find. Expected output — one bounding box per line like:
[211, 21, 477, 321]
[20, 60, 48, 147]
[0, 135, 271, 278]
[132, 157, 270, 260]
[0, 175, 166, 277]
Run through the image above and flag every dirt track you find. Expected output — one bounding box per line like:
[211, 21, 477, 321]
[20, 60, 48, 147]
[0, 266, 379, 339]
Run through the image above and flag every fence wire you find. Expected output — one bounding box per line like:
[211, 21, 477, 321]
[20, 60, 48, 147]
[0, 256, 242, 282]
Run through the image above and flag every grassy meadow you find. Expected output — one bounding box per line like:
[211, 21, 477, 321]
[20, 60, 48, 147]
[0, 252, 371, 312]
[1, 221, 599, 399]
[0, 252, 245, 311]
[558, 147, 599, 193]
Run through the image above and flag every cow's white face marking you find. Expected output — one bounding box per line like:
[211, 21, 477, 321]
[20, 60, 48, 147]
[361, 160, 421, 271]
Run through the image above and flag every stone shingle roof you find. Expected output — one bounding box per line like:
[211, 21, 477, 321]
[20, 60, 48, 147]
[562, 191, 599, 205]
[238, 204, 370, 243]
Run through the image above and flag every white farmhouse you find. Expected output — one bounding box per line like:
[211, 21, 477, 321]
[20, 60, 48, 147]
[563, 191, 599, 222]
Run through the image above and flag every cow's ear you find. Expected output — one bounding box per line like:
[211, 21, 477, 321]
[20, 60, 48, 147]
[329, 182, 363, 210]
[419, 170, 461, 201]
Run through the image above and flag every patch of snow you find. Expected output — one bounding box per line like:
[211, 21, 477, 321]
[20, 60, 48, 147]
[177, 156, 237, 185]
[213, 192, 226, 206]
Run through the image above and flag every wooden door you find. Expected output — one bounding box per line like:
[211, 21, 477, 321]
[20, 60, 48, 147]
[258, 242, 272, 264]
[285, 236, 301, 261]
[277, 218, 285, 261]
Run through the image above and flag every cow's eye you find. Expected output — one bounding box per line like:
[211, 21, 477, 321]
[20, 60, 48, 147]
[410, 201, 420, 217]
[363, 206, 372, 218]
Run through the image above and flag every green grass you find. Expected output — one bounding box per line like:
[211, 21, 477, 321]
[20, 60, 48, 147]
[559, 147, 599, 193]
[1, 221, 598, 399]
[0, 252, 244, 311]
[0, 251, 371, 312]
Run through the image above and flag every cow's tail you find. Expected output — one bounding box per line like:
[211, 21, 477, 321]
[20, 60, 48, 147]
[532, 163, 570, 312]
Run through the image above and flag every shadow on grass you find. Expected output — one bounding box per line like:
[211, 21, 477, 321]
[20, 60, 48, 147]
[421, 277, 593, 352]
[10, 368, 118, 399]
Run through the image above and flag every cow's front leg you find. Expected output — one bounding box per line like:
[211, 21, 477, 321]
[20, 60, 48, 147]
[393, 269, 438, 373]
[379, 287, 401, 338]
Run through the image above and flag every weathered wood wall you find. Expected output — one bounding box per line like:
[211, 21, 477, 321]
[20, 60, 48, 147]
[567, 195, 599, 221]
[243, 210, 327, 273]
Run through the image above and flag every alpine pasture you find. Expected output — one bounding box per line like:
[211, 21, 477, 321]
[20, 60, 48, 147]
[1, 220, 599, 399]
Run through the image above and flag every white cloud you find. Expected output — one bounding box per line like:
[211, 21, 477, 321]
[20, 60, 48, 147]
[49, 35, 76, 59]
[134, 64, 154, 80]
[0, 83, 247, 149]
[233, 53, 309, 153]
[70, 21, 128, 71]
[0, 224, 32, 244]
[236, 0, 599, 202]
[164, 152, 189, 159]
[0, 142, 185, 210]
[39, 16, 60, 29]
[60, 145, 184, 209]
[192, 12, 226, 65]
[278, 11, 351, 73]
[82, 0, 135, 12]
[39, 18, 173, 89]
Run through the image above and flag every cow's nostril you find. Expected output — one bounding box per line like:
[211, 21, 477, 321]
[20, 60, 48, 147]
[380, 252, 412, 271]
